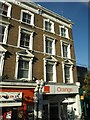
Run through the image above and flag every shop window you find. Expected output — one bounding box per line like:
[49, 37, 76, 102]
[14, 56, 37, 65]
[0, 24, 8, 44]
[0, 2, 11, 17]
[20, 10, 34, 26]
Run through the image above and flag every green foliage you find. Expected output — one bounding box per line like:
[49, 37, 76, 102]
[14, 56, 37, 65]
[83, 70, 90, 96]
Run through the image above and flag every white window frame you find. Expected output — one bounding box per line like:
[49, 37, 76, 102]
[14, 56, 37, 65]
[60, 40, 71, 59]
[60, 26, 69, 39]
[15, 50, 34, 81]
[62, 61, 73, 84]
[18, 26, 34, 50]
[0, 23, 8, 44]
[43, 19, 54, 33]
[20, 10, 34, 26]
[44, 56, 57, 83]
[0, 45, 7, 78]
[43, 35, 55, 55]
[0, 1, 11, 17]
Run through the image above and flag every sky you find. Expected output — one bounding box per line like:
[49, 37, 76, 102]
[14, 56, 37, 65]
[36, 2, 88, 67]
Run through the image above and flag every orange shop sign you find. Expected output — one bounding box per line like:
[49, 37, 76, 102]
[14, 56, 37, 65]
[44, 85, 78, 94]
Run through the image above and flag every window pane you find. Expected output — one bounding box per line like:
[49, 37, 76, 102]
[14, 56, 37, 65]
[20, 30, 30, 48]
[18, 60, 29, 79]
[64, 65, 70, 83]
[46, 64, 53, 81]
[0, 25, 5, 42]
[22, 12, 31, 24]
[46, 37, 53, 54]
[63, 45, 68, 57]
[18, 69, 28, 78]
[0, 3, 8, 16]
[61, 28, 66, 37]
[45, 21, 51, 31]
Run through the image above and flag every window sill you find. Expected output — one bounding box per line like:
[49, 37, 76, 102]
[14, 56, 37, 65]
[60, 35, 70, 39]
[19, 20, 34, 27]
[43, 29, 55, 34]
[0, 14, 11, 20]
[44, 52, 55, 56]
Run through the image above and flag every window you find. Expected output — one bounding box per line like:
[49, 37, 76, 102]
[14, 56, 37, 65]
[18, 27, 33, 50]
[45, 21, 51, 31]
[64, 65, 70, 83]
[44, 56, 57, 82]
[18, 59, 29, 79]
[15, 50, 34, 81]
[46, 37, 53, 54]
[60, 26, 69, 38]
[44, 35, 55, 55]
[0, 24, 8, 44]
[46, 63, 53, 82]
[44, 19, 54, 33]
[22, 12, 31, 24]
[61, 41, 71, 59]
[21, 10, 34, 26]
[62, 60, 74, 84]
[0, 2, 11, 17]
[0, 45, 7, 78]
[63, 44, 68, 58]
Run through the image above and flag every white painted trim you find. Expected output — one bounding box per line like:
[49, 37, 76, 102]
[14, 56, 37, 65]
[0, 102, 22, 107]
[43, 34, 56, 55]
[0, 1, 12, 17]
[62, 62, 65, 83]
[15, 54, 34, 81]
[0, 23, 9, 44]
[42, 13, 72, 28]
[60, 40, 71, 59]
[20, 9, 34, 26]
[0, 53, 5, 77]
[62, 61, 74, 84]
[43, 58, 57, 83]
[70, 65, 74, 83]
[0, 81, 36, 87]
[0, 46, 7, 78]
[43, 19, 55, 33]
[59, 26, 69, 39]
[17, 26, 34, 50]
[44, 59, 46, 82]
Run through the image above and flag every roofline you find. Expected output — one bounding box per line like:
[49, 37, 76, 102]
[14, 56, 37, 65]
[6, 0, 73, 25]
[26, 2, 74, 25]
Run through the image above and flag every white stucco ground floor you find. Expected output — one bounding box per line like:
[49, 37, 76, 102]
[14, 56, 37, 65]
[36, 82, 82, 120]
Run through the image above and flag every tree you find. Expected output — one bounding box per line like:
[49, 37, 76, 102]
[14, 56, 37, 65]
[83, 70, 90, 97]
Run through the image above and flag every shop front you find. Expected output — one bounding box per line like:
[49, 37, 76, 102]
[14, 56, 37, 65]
[0, 87, 34, 120]
[42, 84, 81, 120]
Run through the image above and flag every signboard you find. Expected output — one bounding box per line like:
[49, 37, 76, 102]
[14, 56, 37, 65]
[0, 92, 22, 101]
[44, 84, 78, 94]
[0, 92, 22, 107]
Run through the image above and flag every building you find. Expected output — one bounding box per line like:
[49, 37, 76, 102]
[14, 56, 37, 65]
[77, 65, 90, 120]
[77, 65, 87, 87]
[0, 0, 81, 119]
